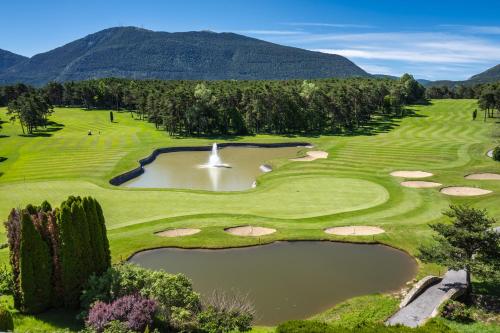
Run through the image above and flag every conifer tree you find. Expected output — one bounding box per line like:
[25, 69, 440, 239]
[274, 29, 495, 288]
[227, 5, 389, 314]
[58, 202, 80, 307]
[19, 211, 52, 313]
[94, 199, 111, 270]
[83, 197, 101, 272]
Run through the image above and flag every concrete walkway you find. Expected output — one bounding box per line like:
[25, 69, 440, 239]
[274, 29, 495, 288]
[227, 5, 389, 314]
[386, 270, 467, 327]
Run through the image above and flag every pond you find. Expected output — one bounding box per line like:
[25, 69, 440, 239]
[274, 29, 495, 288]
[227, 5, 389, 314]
[121, 144, 303, 191]
[129, 241, 417, 325]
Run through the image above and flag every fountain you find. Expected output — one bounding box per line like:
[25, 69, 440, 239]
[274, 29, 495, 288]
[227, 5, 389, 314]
[200, 143, 230, 168]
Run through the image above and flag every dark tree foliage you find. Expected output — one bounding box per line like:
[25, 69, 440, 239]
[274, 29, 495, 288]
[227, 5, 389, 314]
[418, 205, 500, 296]
[493, 146, 500, 161]
[18, 211, 52, 313]
[6, 90, 53, 134]
[4, 197, 111, 312]
[1, 75, 425, 136]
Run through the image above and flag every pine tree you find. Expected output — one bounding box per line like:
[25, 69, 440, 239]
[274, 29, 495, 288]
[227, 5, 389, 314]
[82, 197, 98, 273]
[71, 199, 92, 280]
[58, 202, 80, 307]
[94, 199, 111, 270]
[19, 211, 52, 313]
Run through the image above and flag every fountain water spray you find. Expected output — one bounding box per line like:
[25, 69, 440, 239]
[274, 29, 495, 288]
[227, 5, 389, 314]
[200, 143, 230, 168]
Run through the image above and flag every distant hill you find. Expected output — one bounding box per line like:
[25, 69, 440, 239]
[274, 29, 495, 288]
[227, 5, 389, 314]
[468, 64, 500, 84]
[0, 49, 27, 73]
[424, 64, 500, 87]
[0, 26, 370, 86]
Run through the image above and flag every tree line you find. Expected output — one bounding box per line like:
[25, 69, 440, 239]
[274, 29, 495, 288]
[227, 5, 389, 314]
[1, 75, 425, 136]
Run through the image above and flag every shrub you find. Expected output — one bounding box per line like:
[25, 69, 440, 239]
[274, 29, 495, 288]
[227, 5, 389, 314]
[441, 300, 473, 323]
[493, 146, 500, 161]
[86, 294, 157, 333]
[197, 290, 254, 333]
[0, 266, 13, 295]
[0, 307, 14, 331]
[81, 263, 200, 328]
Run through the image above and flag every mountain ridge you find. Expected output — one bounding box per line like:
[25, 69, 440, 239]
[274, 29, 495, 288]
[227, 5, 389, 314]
[0, 49, 28, 73]
[0, 26, 370, 85]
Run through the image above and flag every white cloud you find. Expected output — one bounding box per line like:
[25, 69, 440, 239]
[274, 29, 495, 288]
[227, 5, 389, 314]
[284, 22, 373, 29]
[440, 24, 500, 35]
[237, 30, 306, 36]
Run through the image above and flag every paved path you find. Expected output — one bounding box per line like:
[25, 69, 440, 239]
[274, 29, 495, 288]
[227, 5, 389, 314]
[386, 270, 467, 327]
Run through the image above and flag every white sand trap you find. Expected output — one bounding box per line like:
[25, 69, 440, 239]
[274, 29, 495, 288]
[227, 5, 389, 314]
[156, 228, 201, 237]
[487, 150, 493, 158]
[401, 181, 442, 188]
[465, 173, 500, 180]
[390, 171, 433, 178]
[225, 226, 276, 237]
[290, 151, 328, 162]
[324, 226, 385, 236]
[440, 187, 492, 196]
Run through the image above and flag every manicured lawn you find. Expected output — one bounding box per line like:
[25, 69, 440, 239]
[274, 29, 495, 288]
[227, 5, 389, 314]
[0, 99, 499, 331]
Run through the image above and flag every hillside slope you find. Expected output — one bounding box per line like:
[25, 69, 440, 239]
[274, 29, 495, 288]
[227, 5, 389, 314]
[0, 49, 27, 73]
[0, 27, 369, 85]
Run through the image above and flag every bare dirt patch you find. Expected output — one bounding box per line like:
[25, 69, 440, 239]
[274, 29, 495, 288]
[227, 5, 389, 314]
[290, 151, 328, 162]
[401, 181, 442, 188]
[465, 173, 500, 180]
[156, 228, 201, 237]
[225, 226, 276, 236]
[390, 171, 433, 178]
[440, 187, 492, 196]
[324, 226, 385, 236]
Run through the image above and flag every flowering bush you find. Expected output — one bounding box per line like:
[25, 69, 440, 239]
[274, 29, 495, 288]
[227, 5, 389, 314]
[86, 294, 157, 332]
[441, 300, 473, 323]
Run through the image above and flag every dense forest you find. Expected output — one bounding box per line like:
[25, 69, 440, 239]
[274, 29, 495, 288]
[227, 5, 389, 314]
[2, 76, 499, 137]
[0, 75, 425, 136]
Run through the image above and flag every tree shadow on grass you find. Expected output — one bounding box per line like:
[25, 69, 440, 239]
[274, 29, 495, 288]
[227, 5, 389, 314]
[14, 308, 83, 332]
[18, 121, 65, 137]
[0, 157, 6, 163]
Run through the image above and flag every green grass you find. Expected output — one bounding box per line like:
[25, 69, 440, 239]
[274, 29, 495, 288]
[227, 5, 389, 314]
[313, 294, 399, 328]
[0, 100, 499, 331]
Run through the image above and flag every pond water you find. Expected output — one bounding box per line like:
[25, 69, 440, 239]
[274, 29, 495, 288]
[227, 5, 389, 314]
[121, 146, 302, 191]
[129, 241, 417, 325]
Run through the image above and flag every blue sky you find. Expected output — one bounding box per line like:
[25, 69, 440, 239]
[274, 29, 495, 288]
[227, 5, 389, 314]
[1, 0, 500, 80]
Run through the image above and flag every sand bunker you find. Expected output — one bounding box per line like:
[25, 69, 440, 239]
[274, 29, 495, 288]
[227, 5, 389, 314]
[401, 181, 442, 188]
[325, 226, 385, 236]
[225, 226, 276, 236]
[156, 228, 201, 237]
[440, 187, 492, 196]
[390, 171, 433, 178]
[291, 151, 328, 162]
[465, 173, 500, 180]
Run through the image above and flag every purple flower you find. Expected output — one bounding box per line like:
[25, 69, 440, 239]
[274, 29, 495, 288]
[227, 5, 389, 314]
[86, 294, 157, 332]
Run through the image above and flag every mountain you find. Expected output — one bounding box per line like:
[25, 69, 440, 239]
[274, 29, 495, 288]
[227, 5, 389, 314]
[0, 49, 27, 73]
[423, 64, 500, 87]
[0, 27, 369, 86]
[468, 64, 500, 84]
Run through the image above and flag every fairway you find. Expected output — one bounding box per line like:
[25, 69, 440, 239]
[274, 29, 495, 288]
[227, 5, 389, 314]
[0, 99, 499, 267]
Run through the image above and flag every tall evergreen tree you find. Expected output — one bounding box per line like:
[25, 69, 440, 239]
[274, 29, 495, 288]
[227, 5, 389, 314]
[19, 211, 52, 313]
[58, 202, 80, 307]
[94, 199, 111, 270]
